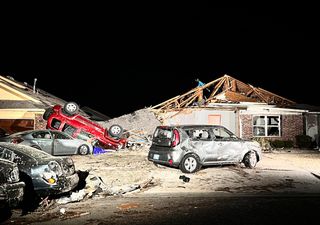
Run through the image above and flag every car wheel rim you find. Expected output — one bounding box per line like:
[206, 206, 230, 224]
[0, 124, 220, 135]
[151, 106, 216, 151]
[249, 152, 257, 166]
[111, 126, 121, 135]
[79, 146, 88, 154]
[184, 157, 197, 172]
[66, 104, 77, 112]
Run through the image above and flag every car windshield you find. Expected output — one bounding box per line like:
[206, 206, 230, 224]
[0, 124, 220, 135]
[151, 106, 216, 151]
[6, 144, 52, 159]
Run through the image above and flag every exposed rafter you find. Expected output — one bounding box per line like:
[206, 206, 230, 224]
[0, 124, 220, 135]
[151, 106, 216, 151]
[152, 74, 295, 111]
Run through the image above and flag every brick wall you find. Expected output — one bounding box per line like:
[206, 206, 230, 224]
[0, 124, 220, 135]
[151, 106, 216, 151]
[240, 114, 304, 143]
[281, 115, 304, 142]
[240, 114, 253, 139]
[34, 113, 47, 130]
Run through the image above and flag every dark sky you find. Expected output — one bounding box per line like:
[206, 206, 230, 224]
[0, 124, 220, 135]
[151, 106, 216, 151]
[0, 7, 319, 118]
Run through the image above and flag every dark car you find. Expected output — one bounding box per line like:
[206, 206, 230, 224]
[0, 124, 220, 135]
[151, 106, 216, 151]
[0, 143, 79, 197]
[0, 158, 25, 211]
[43, 102, 127, 150]
[0, 129, 93, 155]
[148, 125, 262, 173]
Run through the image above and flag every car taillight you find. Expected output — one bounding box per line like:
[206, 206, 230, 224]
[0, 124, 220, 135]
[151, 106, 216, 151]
[171, 129, 180, 147]
[11, 137, 24, 144]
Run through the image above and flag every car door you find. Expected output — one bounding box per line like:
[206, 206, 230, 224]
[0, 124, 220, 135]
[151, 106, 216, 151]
[31, 131, 53, 154]
[211, 127, 244, 163]
[51, 131, 77, 155]
[185, 128, 216, 163]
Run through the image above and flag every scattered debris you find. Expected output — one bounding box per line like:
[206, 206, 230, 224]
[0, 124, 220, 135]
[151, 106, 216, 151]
[55, 174, 154, 205]
[179, 175, 190, 182]
[117, 203, 140, 210]
[59, 208, 66, 214]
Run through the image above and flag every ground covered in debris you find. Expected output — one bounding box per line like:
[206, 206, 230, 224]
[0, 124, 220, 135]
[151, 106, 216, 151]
[5, 148, 320, 224]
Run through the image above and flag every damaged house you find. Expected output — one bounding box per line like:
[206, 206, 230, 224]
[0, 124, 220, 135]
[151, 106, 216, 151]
[0, 75, 66, 134]
[152, 75, 320, 146]
[0, 75, 112, 135]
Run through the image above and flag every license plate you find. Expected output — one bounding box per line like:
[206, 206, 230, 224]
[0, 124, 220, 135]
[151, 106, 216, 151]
[153, 154, 160, 160]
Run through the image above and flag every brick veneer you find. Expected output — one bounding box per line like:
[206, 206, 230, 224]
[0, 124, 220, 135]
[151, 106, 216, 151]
[240, 114, 303, 143]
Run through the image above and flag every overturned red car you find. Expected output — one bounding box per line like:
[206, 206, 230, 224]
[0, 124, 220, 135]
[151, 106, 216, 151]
[43, 102, 127, 150]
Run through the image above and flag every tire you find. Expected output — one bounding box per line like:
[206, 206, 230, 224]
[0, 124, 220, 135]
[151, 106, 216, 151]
[63, 102, 79, 116]
[43, 108, 53, 120]
[179, 154, 201, 173]
[243, 151, 257, 168]
[108, 124, 123, 138]
[78, 144, 90, 155]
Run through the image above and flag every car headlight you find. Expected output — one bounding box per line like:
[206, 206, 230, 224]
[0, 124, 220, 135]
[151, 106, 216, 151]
[41, 161, 62, 185]
[47, 161, 63, 176]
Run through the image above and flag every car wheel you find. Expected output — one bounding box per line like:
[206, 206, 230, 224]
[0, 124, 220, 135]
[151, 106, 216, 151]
[78, 144, 89, 155]
[179, 154, 201, 173]
[108, 124, 123, 138]
[63, 102, 79, 116]
[43, 108, 53, 120]
[243, 151, 257, 168]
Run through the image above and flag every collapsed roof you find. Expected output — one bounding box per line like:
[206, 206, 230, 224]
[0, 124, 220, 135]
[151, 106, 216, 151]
[152, 74, 295, 111]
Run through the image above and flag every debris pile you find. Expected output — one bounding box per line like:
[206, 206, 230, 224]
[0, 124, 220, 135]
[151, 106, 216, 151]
[99, 108, 161, 149]
[55, 173, 154, 205]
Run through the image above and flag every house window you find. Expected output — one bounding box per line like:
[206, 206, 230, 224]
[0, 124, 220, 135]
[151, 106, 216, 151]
[253, 115, 281, 137]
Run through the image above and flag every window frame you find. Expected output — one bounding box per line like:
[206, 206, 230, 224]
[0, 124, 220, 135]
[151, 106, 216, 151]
[252, 115, 281, 137]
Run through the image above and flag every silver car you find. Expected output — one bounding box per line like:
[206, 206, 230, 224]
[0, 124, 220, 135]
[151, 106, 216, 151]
[0, 130, 93, 155]
[148, 125, 262, 173]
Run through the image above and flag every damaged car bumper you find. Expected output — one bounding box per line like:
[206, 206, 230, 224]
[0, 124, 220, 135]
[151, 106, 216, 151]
[33, 173, 79, 196]
[0, 182, 25, 208]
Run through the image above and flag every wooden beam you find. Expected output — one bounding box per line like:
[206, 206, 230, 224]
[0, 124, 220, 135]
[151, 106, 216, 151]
[231, 79, 237, 92]
[208, 77, 226, 99]
[257, 87, 295, 104]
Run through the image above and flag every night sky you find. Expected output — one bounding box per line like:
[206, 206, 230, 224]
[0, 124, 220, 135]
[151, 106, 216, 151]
[1, 7, 319, 118]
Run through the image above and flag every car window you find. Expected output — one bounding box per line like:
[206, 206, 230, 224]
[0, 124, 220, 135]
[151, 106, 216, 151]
[154, 127, 173, 139]
[51, 118, 61, 129]
[76, 130, 94, 141]
[186, 129, 211, 141]
[62, 124, 77, 136]
[212, 127, 232, 140]
[32, 131, 51, 139]
[52, 131, 72, 140]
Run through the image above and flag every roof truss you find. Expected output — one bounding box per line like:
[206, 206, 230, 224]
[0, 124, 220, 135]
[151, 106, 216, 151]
[152, 74, 295, 111]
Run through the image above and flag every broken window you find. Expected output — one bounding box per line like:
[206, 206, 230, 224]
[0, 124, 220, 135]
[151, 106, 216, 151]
[253, 115, 280, 137]
[186, 129, 211, 141]
[62, 123, 77, 136]
[212, 127, 232, 140]
[32, 131, 51, 139]
[52, 131, 71, 139]
[51, 118, 61, 129]
[77, 130, 94, 141]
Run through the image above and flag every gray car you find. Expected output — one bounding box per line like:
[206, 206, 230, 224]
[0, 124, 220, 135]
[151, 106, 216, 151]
[0, 130, 93, 155]
[148, 125, 262, 173]
[0, 158, 25, 211]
